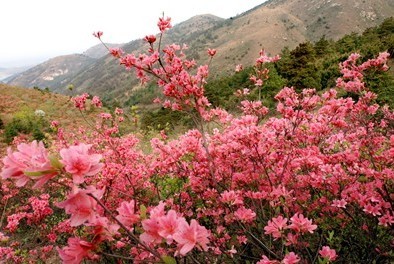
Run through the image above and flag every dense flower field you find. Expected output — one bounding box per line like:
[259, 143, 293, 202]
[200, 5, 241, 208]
[1, 16, 393, 263]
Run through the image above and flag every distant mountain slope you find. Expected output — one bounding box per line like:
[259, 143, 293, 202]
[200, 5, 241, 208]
[83, 43, 124, 59]
[0, 66, 31, 81]
[7, 54, 96, 92]
[8, 0, 394, 104]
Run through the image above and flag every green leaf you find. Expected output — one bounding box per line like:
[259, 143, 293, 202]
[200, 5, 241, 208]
[49, 155, 64, 169]
[140, 204, 147, 220]
[161, 255, 177, 264]
[24, 170, 55, 177]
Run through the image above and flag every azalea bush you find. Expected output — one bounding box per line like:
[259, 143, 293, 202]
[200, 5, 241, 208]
[1, 16, 394, 263]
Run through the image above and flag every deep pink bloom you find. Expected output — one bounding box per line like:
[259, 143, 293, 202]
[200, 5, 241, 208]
[319, 246, 337, 261]
[264, 215, 288, 239]
[288, 213, 317, 234]
[58, 237, 94, 264]
[56, 186, 104, 226]
[158, 17, 172, 32]
[1, 141, 56, 188]
[173, 219, 210, 256]
[60, 144, 103, 184]
[207, 48, 217, 57]
[144, 35, 157, 44]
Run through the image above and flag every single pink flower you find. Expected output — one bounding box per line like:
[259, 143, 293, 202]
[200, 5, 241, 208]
[282, 252, 300, 264]
[116, 200, 140, 228]
[56, 186, 104, 226]
[257, 255, 280, 264]
[158, 17, 172, 32]
[58, 237, 94, 264]
[288, 213, 317, 234]
[234, 207, 256, 223]
[109, 48, 123, 58]
[1, 141, 56, 188]
[319, 246, 337, 261]
[60, 144, 103, 184]
[207, 48, 217, 57]
[158, 210, 187, 244]
[264, 215, 288, 239]
[144, 35, 157, 44]
[173, 219, 210, 256]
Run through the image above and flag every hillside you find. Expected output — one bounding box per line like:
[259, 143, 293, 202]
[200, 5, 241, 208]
[7, 0, 394, 104]
[7, 54, 96, 93]
[83, 43, 124, 59]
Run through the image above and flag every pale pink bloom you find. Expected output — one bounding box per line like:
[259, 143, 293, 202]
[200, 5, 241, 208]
[158, 17, 172, 32]
[56, 186, 104, 226]
[235, 64, 243, 72]
[140, 202, 166, 244]
[93, 31, 103, 39]
[207, 48, 217, 57]
[60, 144, 103, 184]
[114, 107, 124, 115]
[319, 246, 337, 261]
[158, 210, 187, 244]
[234, 207, 256, 223]
[1, 141, 56, 188]
[378, 213, 394, 227]
[116, 200, 140, 228]
[288, 213, 317, 234]
[173, 219, 210, 256]
[58, 237, 94, 264]
[264, 215, 288, 239]
[282, 252, 300, 264]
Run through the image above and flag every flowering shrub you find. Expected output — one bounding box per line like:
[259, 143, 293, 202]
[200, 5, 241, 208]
[0, 16, 393, 263]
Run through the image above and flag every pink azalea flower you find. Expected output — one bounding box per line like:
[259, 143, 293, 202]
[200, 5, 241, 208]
[116, 200, 140, 228]
[158, 210, 187, 244]
[60, 144, 103, 184]
[282, 252, 300, 264]
[264, 215, 288, 239]
[157, 17, 172, 32]
[144, 35, 156, 44]
[1, 141, 56, 188]
[56, 186, 104, 226]
[207, 48, 217, 57]
[234, 207, 256, 223]
[319, 246, 337, 261]
[257, 255, 280, 264]
[58, 237, 94, 264]
[173, 219, 210, 256]
[140, 202, 166, 245]
[288, 213, 317, 234]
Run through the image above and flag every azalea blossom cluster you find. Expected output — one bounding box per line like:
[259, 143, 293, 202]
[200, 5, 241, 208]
[0, 16, 394, 263]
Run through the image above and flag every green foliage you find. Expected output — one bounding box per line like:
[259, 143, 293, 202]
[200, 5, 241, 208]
[3, 110, 51, 143]
[140, 108, 193, 132]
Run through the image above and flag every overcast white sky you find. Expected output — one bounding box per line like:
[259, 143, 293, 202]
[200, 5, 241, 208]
[0, 0, 266, 68]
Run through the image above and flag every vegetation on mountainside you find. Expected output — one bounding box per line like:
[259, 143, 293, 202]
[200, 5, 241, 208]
[129, 18, 394, 130]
